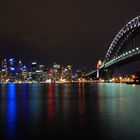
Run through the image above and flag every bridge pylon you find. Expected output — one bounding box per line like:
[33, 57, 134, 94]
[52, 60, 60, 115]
[97, 60, 102, 79]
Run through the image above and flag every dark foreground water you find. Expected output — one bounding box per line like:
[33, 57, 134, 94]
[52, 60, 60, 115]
[0, 83, 140, 140]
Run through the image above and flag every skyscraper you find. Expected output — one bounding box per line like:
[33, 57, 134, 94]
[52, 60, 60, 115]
[53, 63, 61, 81]
[8, 58, 16, 82]
[31, 62, 37, 80]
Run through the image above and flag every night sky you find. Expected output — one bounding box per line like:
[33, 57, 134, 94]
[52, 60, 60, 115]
[0, 0, 140, 71]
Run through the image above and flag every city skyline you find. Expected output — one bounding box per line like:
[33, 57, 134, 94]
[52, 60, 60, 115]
[0, 58, 85, 83]
[0, 0, 140, 70]
[1, 1, 140, 140]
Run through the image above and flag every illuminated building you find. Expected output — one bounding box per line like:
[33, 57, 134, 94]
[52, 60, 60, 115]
[31, 62, 37, 72]
[0, 58, 74, 83]
[22, 65, 28, 80]
[46, 68, 53, 80]
[53, 63, 61, 81]
[8, 58, 16, 82]
[18, 60, 23, 80]
[76, 69, 83, 79]
[31, 62, 37, 80]
[18, 60, 23, 71]
[64, 65, 72, 81]
[36, 65, 45, 82]
[9, 58, 15, 66]
[2, 59, 8, 73]
[61, 66, 65, 79]
[1, 59, 8, 81]
[39, 65, 47, 81]
[39, 65, 45, 72]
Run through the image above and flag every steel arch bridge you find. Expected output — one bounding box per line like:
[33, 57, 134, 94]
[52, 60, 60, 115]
[87, 16, 140, 78]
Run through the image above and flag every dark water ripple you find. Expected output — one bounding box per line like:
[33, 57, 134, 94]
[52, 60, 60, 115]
[0, 83, 140, 140]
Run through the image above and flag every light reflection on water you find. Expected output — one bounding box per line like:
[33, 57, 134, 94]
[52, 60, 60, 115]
[6, 84, 16, 140]
[0, 83, 140, 139]
[47, 83, 55, 123]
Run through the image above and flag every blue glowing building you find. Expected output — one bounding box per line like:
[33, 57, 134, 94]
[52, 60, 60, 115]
[8, 58, 16, 82]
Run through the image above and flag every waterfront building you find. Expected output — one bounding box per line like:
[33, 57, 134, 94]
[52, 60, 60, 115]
[2, 59, 8, 73]
[31, 62, 37, 80]
[53, 63, 61, 81]
[65, 65, 72, 81]
[8, 58, 16, 82]
[18, 60, 23, 80]
[0, 58, 74, 83]
[1, 59, 8, 82]
[22, 65, 28, 81]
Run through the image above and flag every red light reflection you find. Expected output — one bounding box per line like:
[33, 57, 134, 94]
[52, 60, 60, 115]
[47, 83, 54, 122]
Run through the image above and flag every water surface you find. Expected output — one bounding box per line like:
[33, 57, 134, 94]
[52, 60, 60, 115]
[0, 83, 140, 140]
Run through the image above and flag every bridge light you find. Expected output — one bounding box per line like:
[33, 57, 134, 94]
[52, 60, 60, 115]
[98, 60, 102, 66]
[136, 47, 139, 50]
[126, 52, 128, 55]
[119, 77, 122, 80]
[129, 51, 132, 53]
[131, 75, 136, 79]
[132, 49, 135, 52]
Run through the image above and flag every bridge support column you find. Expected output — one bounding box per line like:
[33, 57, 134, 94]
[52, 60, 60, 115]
[97, 69, 99, 79]
[97, 60, 102, 79]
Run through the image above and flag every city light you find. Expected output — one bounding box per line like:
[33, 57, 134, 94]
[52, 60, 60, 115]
[32, 62, 37, 65]
[9, 67, 15, 71]
[23, 65, 27, 69]
[9, 58, 14, 62]
[0, 58, 77, 83]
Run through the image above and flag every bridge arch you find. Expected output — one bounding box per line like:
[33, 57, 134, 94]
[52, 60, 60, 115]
[86, 16, 140, 79]
[104, 16, 140, 67]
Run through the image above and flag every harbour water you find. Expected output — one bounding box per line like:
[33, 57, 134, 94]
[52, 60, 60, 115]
[0, 83, 140, 140]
